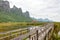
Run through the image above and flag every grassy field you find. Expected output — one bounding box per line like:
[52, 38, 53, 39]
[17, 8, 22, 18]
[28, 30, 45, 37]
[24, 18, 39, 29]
[0, 22, 45, 32]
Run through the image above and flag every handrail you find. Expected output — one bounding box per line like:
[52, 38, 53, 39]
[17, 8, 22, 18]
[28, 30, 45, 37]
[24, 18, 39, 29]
[0, 28, 28, 40]
[11, 23, 54, 40]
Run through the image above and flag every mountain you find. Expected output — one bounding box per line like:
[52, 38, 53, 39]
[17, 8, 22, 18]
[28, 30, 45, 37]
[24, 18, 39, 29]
[37, 18, 53, 22]
[0, 5, 32, 22]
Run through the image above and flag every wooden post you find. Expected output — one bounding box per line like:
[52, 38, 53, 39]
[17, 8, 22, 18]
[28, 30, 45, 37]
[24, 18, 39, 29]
[36, 30, 38, 40]
[29, 35, 31, 40]
[34, 36, 36, 40]
[44, 35, 46, 40]
[32, 37, 33, 40]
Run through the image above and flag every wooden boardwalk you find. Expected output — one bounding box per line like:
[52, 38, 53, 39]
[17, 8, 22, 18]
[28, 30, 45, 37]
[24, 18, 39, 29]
[11, 23, 54, 40]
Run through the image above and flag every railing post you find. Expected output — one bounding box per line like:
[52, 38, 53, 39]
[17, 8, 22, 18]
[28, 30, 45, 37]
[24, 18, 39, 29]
[34, 36, 36, 40]
[36, 30, 38, 40]
[44, 35, 46, 40]
[29, 35, 31, 40]
[32, 37, 33, 40]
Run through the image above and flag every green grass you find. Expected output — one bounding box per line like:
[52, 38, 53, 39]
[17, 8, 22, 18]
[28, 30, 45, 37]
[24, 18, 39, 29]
[0, 22, 44, 32]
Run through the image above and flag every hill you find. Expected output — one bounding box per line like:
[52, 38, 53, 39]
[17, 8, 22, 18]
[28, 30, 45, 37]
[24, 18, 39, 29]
[0, 5, 32, 22]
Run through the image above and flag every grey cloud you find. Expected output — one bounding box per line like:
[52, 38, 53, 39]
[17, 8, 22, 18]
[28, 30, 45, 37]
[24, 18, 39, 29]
[7, 0, 60, 21]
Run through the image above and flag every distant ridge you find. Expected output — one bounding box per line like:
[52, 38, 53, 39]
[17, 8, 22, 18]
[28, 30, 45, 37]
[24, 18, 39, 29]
[36, 18, 53, 22]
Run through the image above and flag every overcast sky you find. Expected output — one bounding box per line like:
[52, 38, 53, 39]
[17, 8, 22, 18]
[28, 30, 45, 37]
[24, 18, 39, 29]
[7, 0, 60, 22]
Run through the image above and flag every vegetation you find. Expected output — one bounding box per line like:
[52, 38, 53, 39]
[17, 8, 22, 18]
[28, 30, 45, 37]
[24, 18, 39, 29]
[52, 22, 60, 40]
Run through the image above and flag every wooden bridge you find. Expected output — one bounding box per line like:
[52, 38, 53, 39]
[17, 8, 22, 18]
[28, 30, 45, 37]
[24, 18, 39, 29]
[11, 23, 54, 40]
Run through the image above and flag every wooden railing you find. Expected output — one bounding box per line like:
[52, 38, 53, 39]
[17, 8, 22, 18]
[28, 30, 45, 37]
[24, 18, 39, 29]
[0, 28, 29, 40]
[11, 23, 54, 40]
